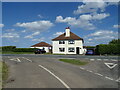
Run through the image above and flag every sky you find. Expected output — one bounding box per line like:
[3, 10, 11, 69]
[1, 1, 119, 48]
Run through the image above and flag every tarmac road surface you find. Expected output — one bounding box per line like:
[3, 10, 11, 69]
[2, 54, 119, 89]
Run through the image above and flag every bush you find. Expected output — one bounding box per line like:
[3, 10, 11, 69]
[95, 44, 119, 55]
[13, 48, 38, 52]
[2, 46, 16, 51]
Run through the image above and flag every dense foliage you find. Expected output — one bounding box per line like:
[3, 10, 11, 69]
[1, 46, 37, 52]
[1, 46, 16, 51]
[95, 39, 119, 55]
[13, 48, 38, 52]
[109, 39, 120, 44]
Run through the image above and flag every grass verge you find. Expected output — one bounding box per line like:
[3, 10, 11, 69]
[0, 62, 9, 87]
[59, 59, 88, 65]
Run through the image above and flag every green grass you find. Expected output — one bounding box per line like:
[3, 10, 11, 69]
[59, 59, 88, 65]
[1, 51, 34, 54]
[0, 62, 9, 87]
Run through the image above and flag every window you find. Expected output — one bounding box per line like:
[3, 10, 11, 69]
[68, 48, 75, 52]
[59, 41, 65, 44]
[59, 48, 65, 52]
[68, 40, 74, 44]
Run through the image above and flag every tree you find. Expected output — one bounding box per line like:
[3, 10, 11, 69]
[109, 39, 120, 44]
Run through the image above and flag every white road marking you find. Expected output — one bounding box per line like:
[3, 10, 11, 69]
[103, 59, 109, 61]
[112, 60, 118, 62]
[104, 63, 117, 69]
[105, 76, 114, 81]
[86, 70, 93, 73]
[94, 73, 103, 77]
[90, 59, 95, 61]
[39, 65, 71, 90]
[9, 58, 18, 62]
[79, 67, 85, 70]
[116, 78, 120, 82]
[16, 58, 21, 62]
[22, 57, 32, 62]
[9, 58, 21, 62]
[97, 59, 101, 61]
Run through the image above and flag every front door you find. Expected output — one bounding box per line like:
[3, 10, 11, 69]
[76, 47, 79, 54]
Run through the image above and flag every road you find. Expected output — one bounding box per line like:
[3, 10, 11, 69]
[1, 54, 119, 89]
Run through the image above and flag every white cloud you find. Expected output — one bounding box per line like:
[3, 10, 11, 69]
[56, 16, 76, 23]
[56, 13, 109, 30]
[15, 20, 54, 32]
[56, 16, 95, 30]
[92, 13, 110, 20]
[0, 24, 4, 28]
[53, 32, 64, 36]
[5, 29, 15, 32]
[84, 30, 118, 45]
[21, 30, 26, 33]
[24, 31, 40, 39]
[2, 33, 20, 38]
[73, 1, 118, 15]
[113, 24, 120, 28]
[38, 14, 43, 18]
[74, 1, 107, 14]
[32, 37, 45, 42]
[24, 35, 33, 39]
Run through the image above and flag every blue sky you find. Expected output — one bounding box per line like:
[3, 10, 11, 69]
[1, 2, 119, 48]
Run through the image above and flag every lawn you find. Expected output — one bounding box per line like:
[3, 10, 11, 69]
[59, 59, 88, 65]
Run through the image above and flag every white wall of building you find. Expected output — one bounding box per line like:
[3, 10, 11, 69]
[30, 47, 51, 53]
[52, 40, 84, 54]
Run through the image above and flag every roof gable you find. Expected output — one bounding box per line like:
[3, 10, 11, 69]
[31, 42, 52, 47]
[52, 32, 83, 41]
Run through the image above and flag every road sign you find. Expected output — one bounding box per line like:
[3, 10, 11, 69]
[104, 63, 117, 69]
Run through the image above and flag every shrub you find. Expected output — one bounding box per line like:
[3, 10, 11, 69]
[13, 48, 38, 52]
[95, 44, 119, 55]
[2, 46, 16, 51]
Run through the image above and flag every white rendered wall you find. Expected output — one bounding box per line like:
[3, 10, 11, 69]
[52, 40, 84, 54]
[30, 47, 51, 53]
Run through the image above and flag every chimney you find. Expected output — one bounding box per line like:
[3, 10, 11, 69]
[65, 27, 70, 37]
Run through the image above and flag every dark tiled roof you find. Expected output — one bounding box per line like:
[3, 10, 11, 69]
[31, 42, 52, 47]
[52, 32, 83, 41]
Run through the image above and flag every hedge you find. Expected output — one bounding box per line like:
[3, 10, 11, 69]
[13, 48, 38, 52]
[2, 46, 16, 51]
[95, 44, 119, 55]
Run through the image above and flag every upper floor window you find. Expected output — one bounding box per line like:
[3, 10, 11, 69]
[59, 41, 65, 44]
[68, 48, 75, 52]
[68, 40, 74, 44]
[59, 48, 65, 52]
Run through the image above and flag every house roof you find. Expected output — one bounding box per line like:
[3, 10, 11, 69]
[31, 42, 52, 47]
[52, 32, 83, 41]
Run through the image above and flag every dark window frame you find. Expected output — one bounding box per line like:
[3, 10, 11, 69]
[59, 48, 65, 52]
[59, 40, 65, 44]
[68, 47, 75, 52]
[68, 40, 75, 44]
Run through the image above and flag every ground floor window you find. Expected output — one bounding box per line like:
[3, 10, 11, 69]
[59, 48, 65, 52]
[68, 48, 75, 52]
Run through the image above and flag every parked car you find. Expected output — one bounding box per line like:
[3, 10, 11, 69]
[86, 49, 94, 55]
[34, 49, 46, 54]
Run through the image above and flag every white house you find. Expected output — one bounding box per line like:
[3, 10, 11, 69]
[52, 27, 86, 54]
[30, 42, 52, 53]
